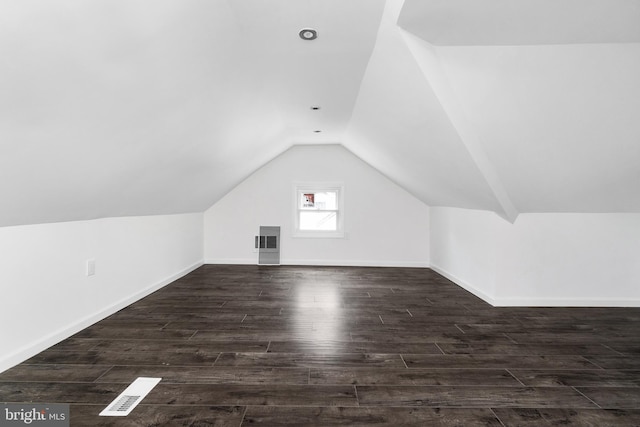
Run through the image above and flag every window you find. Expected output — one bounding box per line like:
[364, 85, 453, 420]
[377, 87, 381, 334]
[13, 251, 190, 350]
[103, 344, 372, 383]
[293, 183, 344, 238]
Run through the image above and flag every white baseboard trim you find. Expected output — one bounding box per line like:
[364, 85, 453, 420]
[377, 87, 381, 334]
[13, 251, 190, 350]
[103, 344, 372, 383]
[0, 260, 203, 374]
[429, 263, 496, 306]
[205, 258, 256, 265]
[205, 259, 429, 268]
[493, 297, 640, 307]
[430, 264, 640, 307]
[282, 259, 429, 268]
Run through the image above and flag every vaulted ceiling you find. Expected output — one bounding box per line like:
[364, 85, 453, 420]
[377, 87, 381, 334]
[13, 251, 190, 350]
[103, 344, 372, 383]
[1, 0, 639, 226]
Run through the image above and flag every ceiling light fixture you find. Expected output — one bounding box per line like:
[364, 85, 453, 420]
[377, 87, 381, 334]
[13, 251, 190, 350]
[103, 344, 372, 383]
[299, 28, 318, 41]
[314, 130, 322, 133]
[310, 106, 321, 110]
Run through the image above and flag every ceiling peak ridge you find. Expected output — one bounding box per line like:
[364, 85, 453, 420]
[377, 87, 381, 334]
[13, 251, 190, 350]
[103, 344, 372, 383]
[398, 28, 519, 223]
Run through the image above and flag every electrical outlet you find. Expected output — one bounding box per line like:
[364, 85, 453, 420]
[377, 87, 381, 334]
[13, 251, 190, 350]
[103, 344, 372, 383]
[86, 259, 96, 276]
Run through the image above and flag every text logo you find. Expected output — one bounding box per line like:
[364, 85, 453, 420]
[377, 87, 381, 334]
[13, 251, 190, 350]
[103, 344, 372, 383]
[1, 404, 69, 426]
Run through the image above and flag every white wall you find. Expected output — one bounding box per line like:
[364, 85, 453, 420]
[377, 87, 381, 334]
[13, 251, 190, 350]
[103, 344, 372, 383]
[430, 207, 640, 306]
[0, 213, 203, 373]
[204, 145, 430, 267]
[429, 207, 507, 303]
[496, 213, 640, 305]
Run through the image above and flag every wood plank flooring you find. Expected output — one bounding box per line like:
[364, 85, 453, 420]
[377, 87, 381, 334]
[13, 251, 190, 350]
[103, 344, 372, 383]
[1, 265, 640, 426]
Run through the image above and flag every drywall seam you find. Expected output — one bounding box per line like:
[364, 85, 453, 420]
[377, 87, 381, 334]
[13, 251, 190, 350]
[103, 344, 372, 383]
[429, 263, 497, 306]
[0, 260, 203, 374]
[398, 28, 519, 223]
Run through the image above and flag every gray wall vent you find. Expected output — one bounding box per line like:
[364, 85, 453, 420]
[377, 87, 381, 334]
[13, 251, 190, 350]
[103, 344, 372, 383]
[256, 226, 280, 265]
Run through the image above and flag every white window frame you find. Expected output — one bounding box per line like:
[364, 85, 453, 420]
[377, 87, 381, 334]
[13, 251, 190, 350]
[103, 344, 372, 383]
[293, 182, 345, 238]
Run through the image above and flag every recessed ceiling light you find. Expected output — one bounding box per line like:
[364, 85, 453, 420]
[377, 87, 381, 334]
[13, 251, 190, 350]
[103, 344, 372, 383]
[310, 106, 321, 110]
[299, 28, 317, 41]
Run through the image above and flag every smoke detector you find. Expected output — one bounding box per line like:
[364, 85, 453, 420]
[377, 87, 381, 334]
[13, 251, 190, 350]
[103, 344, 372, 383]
[299, 29, 318, 41]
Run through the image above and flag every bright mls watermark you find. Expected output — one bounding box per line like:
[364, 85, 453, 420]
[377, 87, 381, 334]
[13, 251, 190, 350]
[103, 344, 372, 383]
[1, 404, 69, 426]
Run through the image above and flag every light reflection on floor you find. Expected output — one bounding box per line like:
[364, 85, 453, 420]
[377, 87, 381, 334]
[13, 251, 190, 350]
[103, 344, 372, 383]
[294, 281, 343, 348]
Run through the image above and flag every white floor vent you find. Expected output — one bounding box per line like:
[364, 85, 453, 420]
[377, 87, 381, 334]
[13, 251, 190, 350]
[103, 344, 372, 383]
[99, 377, 161, 417]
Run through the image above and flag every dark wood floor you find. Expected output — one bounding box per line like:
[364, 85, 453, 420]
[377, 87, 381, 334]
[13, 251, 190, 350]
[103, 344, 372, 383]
[2, 265, 640, 426]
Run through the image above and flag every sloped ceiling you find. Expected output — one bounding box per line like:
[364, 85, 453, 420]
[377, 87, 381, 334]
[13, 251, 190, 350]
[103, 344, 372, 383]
[394, 0, 640, 215]
[1, 0, 639, 227]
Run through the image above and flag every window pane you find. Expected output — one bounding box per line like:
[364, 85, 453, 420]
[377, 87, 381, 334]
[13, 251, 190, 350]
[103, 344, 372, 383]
[300, 191, 337, 210]
[300, 193, 316, 209]
[315, 192, 337, 210]
[299, 211, 337, 231]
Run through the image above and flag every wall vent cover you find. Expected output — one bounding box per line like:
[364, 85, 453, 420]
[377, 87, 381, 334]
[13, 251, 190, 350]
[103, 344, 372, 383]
[257, 226, 281, 265]
[99, 377, 161, 417]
